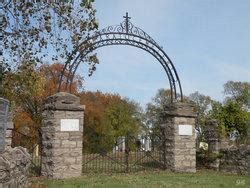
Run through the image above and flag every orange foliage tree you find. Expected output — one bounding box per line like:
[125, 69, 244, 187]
[79, 91, 142, 153]
[4, 61, 83, 151]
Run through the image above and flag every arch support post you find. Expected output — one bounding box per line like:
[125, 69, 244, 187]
[41, 92, 84, 179]
[160, 102, 197, 173]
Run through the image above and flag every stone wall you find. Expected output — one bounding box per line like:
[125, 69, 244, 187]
[0, 147, 31, 188]
[161, 102, 197, 173]
[41, 92, 84, 179]
[219, 145, 249, 175]
[0, 99, 31, 187]
[197, 119, 249, 174]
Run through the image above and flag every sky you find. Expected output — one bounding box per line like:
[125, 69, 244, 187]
[79, 0, 250, 107]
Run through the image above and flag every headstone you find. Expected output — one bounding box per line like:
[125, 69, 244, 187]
[161, 102, 197, 173]
[117, 136, 126, 152]
[144, 137, 151, 151]
[41, 92, 84, 179]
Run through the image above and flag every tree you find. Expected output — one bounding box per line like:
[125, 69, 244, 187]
[3, 60, 44, 152]
[2, 1, 98, 89]
[79, 91, 143, 153]
[145, 89, 187, 131]
[150, 89, 172, 108]
[189, 91, 213, 142]
[104, 99, 142, 148]
[210, 100, 249, 143]
[4, 61, 84, 152]
[0, 62, 10, 96]
[207, 81, 250, 143]
[145, 89, 171, 130]
[223, 81, 250, 109]
[39, 63, 84, 96]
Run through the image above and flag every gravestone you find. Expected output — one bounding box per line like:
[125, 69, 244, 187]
[41, 92, 84, 179]
[0, 98, 31, 187]
[0, 98, 9, 153]
[161, 102, 197, 172]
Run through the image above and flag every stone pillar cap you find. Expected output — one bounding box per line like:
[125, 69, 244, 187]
[43, 92, 84, 111]
[163, 102, 197, 118]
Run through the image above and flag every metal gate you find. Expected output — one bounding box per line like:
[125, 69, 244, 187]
[82, 132, 167, 173]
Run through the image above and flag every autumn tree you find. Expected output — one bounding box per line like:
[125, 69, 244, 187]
[79, 91, 143, 153]
[39, 63, 84, 96]
[80, 91, 114, 152]
[2, 0, 100, 150]
[4, 61, 84, 151]
[2, 0, 98, 91]
[3, 60, 43, 151]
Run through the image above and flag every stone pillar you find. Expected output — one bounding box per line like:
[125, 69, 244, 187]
[0, 98, 9, 153]
[41, 92, 84, 179]
[206, 119, 220, 170]
[5, 114, 13, 149]
[161, 102, 197, 173]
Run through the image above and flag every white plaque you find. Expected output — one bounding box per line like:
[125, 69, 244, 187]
[60, 119, 79, 131]
[178, 124, 193, 136]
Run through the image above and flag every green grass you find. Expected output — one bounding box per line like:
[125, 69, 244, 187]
[30, 170, 249, 188]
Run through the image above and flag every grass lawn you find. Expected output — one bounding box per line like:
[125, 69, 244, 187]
[30, 170, 249, 188]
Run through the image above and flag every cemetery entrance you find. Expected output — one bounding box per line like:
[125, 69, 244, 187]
[52, 13, 196, 175]
[71, 13, 180, 173]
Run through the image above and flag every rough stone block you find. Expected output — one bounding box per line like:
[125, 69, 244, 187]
[0, 147, 31, 187]
[61, 140, 77, 148]
[64, 157, 76, 164]
[69, 150, 82, 157]
[56, 133, 70, 140]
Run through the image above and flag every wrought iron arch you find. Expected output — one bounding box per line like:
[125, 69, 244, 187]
[59, 13, 183, 102]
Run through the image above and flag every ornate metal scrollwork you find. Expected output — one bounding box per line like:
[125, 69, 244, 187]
[60, 13, 183, 102]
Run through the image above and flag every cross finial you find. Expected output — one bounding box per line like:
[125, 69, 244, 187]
[123, 12, 131, 22]
[123, 12, 131, 33]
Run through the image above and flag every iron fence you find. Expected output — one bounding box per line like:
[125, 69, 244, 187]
[82, 134, 167, 173]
